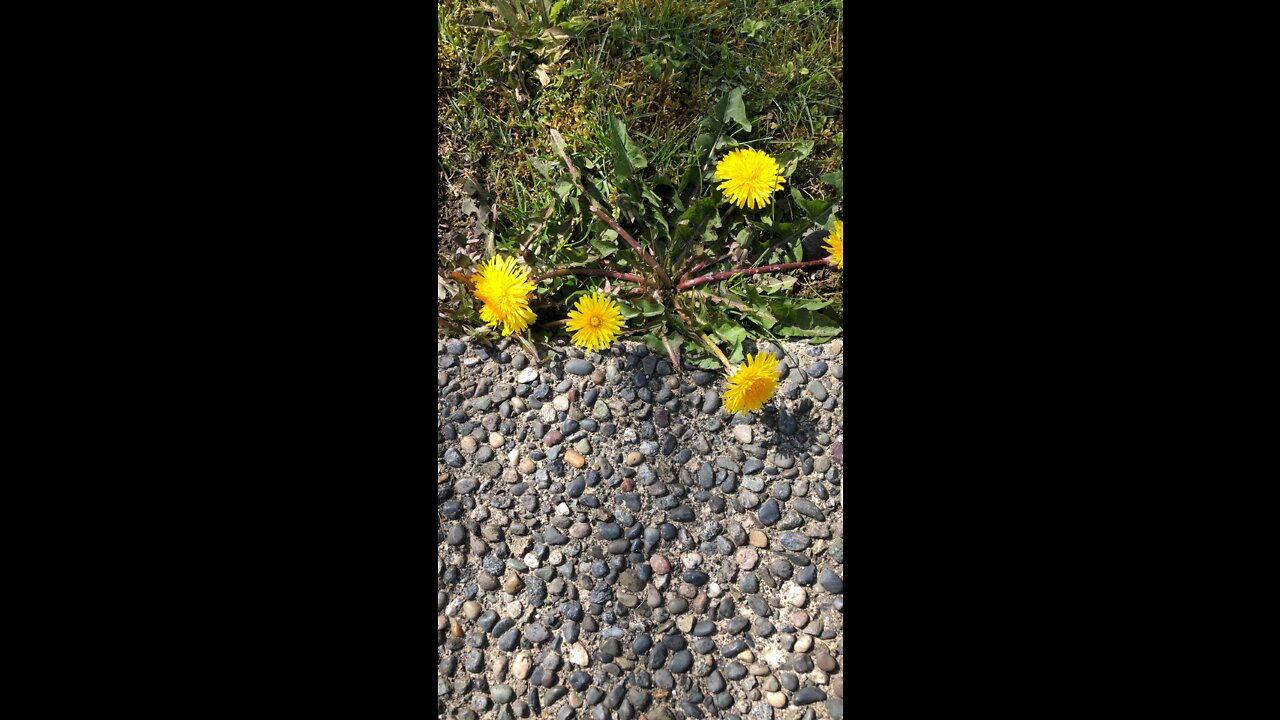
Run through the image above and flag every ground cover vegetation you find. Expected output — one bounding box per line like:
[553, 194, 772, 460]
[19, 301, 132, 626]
[439, 0, 844, 386]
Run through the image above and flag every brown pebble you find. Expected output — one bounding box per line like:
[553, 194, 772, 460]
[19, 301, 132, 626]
[625, 451, 643, 466]
[748, 530, 768, 548]
[462, 600, 481, 620]
[569, 522, 591, 539]
[460, 436, 478, 454]
[650, 554, 671, 574]
[519, 458, 536, 474]
[620, 477, 635, 492]
[815, 650, 837, 673]
[565, 449, 585, 468]
[502, 574, 523, 593]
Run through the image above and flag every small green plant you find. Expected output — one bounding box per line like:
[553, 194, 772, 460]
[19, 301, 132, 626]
[445, 86, 843, 371]
[454, 0, 583, 102]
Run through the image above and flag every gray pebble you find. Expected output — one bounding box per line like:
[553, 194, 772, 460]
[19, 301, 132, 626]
[565, 358, 593, 376]
[758, 499, 781, 526]
[702, 393, 721, 414]
[795, 688, 826, 705]
[780, 532, 811, 551]
[819, 569, 843, 593]
[670, 650, 693, 673]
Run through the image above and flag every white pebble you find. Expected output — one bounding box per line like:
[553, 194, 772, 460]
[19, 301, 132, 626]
[518, 367, 538, 383]
[523, 552, 540, 568]
[682, 553, 703, 570]
[783, 583, 808, 607]
[445, 595, 464, 616]
[553, 395, 570, 412]
[733, 425, 753, 443]
[556, 502, 570, 516]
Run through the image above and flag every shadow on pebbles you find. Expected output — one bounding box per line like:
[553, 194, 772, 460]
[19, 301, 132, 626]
[438, 337, 844, 720]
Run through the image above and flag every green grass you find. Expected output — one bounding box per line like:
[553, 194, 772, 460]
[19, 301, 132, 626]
[439, 0, 843, 254]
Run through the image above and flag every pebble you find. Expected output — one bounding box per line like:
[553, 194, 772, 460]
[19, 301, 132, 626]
[702, 393, 720, 414]
[670, 650, 693, 673]
[780, 532, 811, 551]
[795, 688, 826, 705]
[758, 499, 781, 526]
[565, 359, 593, 375]
[819, 569, 843, 593]
[437, 338, 843, 718]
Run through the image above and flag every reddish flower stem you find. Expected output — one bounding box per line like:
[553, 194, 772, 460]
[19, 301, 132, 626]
[676, 258, 832, 290]
[677, 253, 730, 286]
[589, 206, 673, 289]
[530, 268, 652, 285]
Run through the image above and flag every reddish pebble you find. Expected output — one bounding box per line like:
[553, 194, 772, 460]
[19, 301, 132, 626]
[650, 554, 671, 574]
[620, 477, 635, 492]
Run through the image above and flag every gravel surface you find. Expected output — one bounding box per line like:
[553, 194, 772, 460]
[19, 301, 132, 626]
[438, 337, 844, 720]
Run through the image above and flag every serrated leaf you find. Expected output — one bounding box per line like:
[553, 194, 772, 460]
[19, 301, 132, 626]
[792, 298, 832, 311]
[723, 86, 751, 131]
[775, 139, 813, 178]
[635, 298, 664, 317]
[616, 299, 640, 320]
[789, 187, 833, 221]
[774, 308, 842, 338]
[606, 113, 648, 179]
[696, 356, 722, 369]
[715, 323, 747, 346]
[821, 169, 844, 198]
[757, 275, 796, 294]
[589, 235, 619, 258]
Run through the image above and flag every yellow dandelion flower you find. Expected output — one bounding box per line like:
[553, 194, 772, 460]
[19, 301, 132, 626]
[473, 255, 537, 336]
[565, 292, 624, 352]
[714, 148, 786, 210]
[823, 220, 843, 270]
[722, 353, 782, 415]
